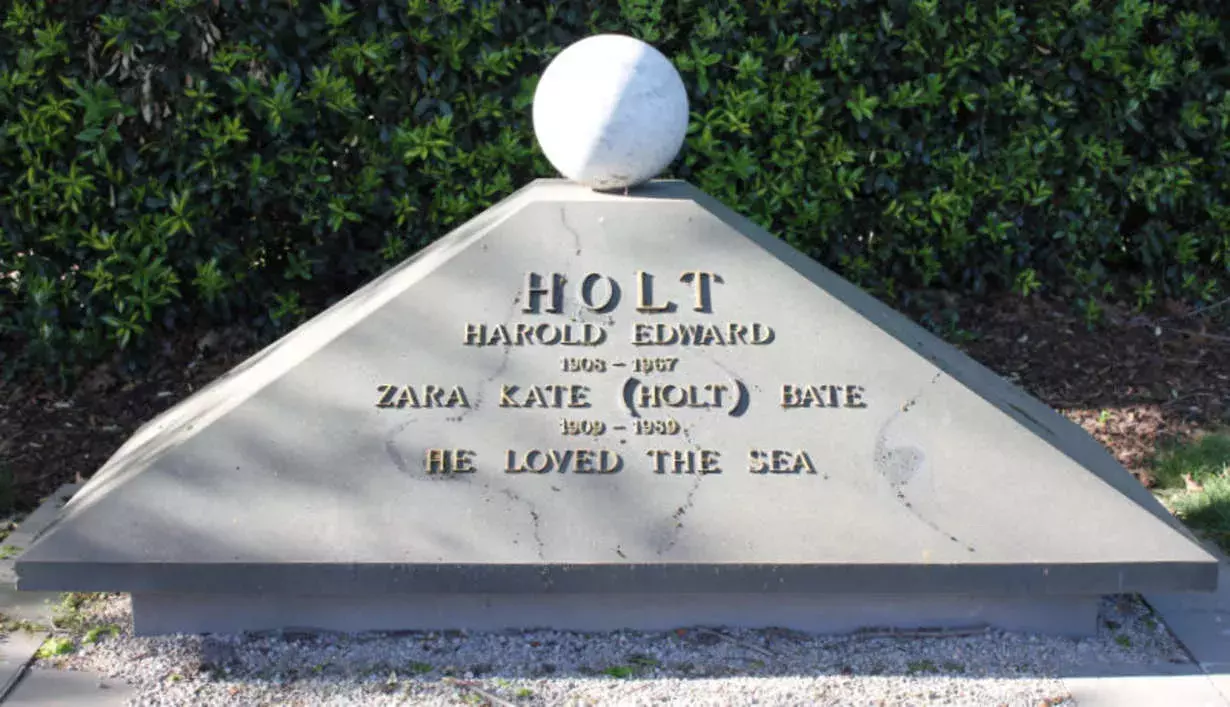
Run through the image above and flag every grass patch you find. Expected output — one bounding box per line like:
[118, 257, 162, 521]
[83, 624, 119, 644]
[35, 637, 74, 659]
[599, 654, 661, 679]
[907, 659, 939, 675]
[406, 661, 432, 675]
[1152, 432, 1230, 553]
[1, 615, 47, 634]
[51, 592, 103, 632]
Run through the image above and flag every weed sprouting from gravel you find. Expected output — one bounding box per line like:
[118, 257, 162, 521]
[35, 636, 74, 659]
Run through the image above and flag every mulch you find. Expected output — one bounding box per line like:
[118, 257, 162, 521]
[2, 293, 1228, 512]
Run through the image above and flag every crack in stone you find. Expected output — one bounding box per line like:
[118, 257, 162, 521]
[681, 426, 704, 452]
[498, 487, 546, 562]
[462, 292, 522, 422]
[384, 440, 409, 474]
[899, 372, 943, 414]
[560, 206, 582, 256]
[875, 372, 975, 553]
[656, 475, 704, 556]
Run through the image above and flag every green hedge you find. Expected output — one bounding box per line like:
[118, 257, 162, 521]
[3, 0, 1229, 378]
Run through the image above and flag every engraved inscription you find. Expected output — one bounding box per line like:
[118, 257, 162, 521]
[376, 384, 470, 409]
[632, 357, 679, 373]
[464, 322, 606, 347]
[517, 270, 716, 316]
[780, 384, 868, 409]
[561, 357, 608, 373]
[634, 419, 681, 435]
[560, 419, 607, 436]
[638, 383, 728, 409]
[647, 449, 722, 475]
[425, 448, 476, 474]
[631, 322, 774, 346]
[505, 449, 623, 474]
[749, 450, 817, 474]
[679, 270, 722, 312]
[499, 384, 591, 409]
[374, 268, 871, 481]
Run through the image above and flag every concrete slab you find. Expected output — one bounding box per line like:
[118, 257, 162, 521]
[5, 668, 133, 706]
[1062, 663, 1230, 706]
[0, 630, 46, 701]
[131, 591, 1098, 636]
[0, 484, 78, 589]
[1149, 560, 1230, 665]
[13, 180, 1218, 634]
[0, 588, 57, 628]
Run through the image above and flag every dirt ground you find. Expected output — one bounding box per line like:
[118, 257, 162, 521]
[2, 292, 1228, 512]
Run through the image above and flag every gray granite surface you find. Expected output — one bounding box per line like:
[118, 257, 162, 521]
[16, 181, 1216, 599]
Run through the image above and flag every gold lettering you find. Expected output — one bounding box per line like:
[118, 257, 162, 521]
[638, 384, 726, 409]
[782, 385, 832, 408]
[523, 272, 564, 314]
[445, 386, 470, 408]
[378, 385, 470, 409]
[568, 385, 590, 408]
[727, 323, 749, 344]
[574, 449, 594, 473]
[748, 450, 768, 474]
[501, 385, 591, 409]
[505, 449, 622, 474]
[535, 323, 562, 345]
[514, 323, 534, 344]
[749, 450, 818, 474]
[375, 384, 398, 408]
[629, 322, 774, 346]
[648, 449, 722, 474]
[488, 324, 512, 346]
[795, 451, 817, 474]
[580, 273, 618, 313]
[632, 323, 653, 345]
[522, 386, 548, 407]
[522, 449, 551, 473]
[463, 324, 485, 346]
[750, 323, 775, 344]
[636, 271, 673, 313]
[425, 449, 475, 474]
[679, 271, 722, 312]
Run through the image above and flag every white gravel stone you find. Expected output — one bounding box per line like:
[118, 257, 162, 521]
[28, 593, 1190, 706]
[532, 34, 689, 190]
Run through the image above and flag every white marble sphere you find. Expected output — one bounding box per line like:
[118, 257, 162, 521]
[532, 34, 689, 191]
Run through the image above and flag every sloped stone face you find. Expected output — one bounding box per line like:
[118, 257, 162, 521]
[16, 181, 1217, 601]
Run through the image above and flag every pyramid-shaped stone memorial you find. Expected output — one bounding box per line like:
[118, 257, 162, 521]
[17, 180, 1217, 635]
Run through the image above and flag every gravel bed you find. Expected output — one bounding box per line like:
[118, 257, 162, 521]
[24, 593, 1189, 706]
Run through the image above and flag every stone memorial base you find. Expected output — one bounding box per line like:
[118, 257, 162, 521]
[131, 592, 1099, 637]
[17, 180, 1218, 636]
